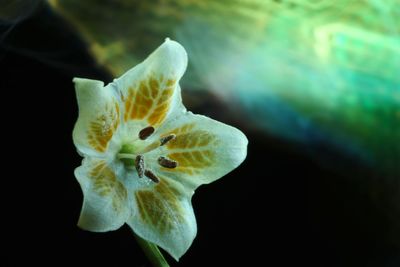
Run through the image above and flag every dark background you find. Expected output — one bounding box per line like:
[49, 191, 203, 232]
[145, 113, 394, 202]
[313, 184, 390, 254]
[3, 4, 400, 267]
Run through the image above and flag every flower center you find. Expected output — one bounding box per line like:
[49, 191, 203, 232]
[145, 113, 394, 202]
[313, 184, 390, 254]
[117, 126, 178, 183]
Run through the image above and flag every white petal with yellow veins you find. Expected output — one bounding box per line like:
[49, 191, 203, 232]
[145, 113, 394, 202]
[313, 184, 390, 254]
[75, 158, 130, 232]
[128, 177, 196, 261]
[149, 111, 248, 190]
[115, 39, 187, 135]
[73, 78, 121, 157]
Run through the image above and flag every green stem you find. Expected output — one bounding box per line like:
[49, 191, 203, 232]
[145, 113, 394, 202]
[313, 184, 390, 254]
[133, 231, 170, 267]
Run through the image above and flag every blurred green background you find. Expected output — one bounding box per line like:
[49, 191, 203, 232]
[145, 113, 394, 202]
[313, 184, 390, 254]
[47, 0, 400, 176]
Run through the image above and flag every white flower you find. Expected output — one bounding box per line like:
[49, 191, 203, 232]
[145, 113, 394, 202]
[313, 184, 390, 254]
[73, 38, 248, 260]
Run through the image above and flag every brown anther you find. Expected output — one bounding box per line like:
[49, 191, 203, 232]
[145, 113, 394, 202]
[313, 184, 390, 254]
[160, 134, 176, 146]
[144, 169, 160, 183]
[135, 155, 145, 178]
[139, 126, 155, 140]
[158, 156, 178, 168]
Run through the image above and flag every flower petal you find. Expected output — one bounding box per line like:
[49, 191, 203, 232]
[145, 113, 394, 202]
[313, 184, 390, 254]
[75, 158, 130, 232]
[114, 39, 187, 129]
[151, 112, 248, 189]
[73, 78, 121, 156]
[127, 177, 196, 261]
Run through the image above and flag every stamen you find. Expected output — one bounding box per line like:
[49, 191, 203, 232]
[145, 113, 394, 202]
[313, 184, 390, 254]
[160, 134, 176, 146]
[117, 153, 136, 160]
[138, 134, 177, 154]
[139, 126, 155, 140]
[139, 141, 160, 154]
[135, 155, 145, 178]
[158, 156, 178, 168]
[144, 169, 160, 183]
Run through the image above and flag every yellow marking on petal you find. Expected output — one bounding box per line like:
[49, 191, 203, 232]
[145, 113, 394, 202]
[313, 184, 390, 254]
[160, 125, 217, 174]
[167, 130, 214, 149]
[167, 150, 215, 175]
[123, 82, 152, 121]
[136, 82, 153, 119]
[87, 101, 120, 152]
[166, 79, 176, 87]
[163, 123, 196, 137]
[135, 179, 183, 234]
[89, 161, 127, 212]
[147, 87, 173, 126]
[123, 75, 175, 126]
[124, 89, 134, 122]
[149, 77, 159, 98]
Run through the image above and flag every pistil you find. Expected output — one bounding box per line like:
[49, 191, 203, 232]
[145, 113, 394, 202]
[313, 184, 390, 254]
[118, 127, 179, 183]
